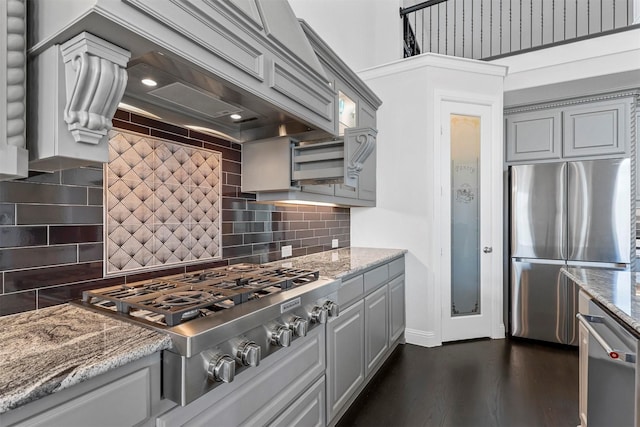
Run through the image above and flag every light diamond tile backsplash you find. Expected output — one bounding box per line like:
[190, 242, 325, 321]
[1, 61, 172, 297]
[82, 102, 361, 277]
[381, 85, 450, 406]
[105, 130, 222, 274]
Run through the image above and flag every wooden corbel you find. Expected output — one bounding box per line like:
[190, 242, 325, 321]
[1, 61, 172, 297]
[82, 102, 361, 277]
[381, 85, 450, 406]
[60, 32, 131, 145]
[344, 127, 377, 188]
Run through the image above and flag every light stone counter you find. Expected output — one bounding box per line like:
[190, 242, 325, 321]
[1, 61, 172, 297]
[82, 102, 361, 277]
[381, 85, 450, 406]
[563, 267, 640, 334]
[0, 304, 172, 413]
[267, 247, 407, 279]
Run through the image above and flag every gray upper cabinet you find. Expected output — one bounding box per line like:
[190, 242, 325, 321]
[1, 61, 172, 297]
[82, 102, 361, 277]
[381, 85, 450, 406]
[505, 94, 637, 164]
[506, 109, 562, 163]
[563, 99, 629, 158]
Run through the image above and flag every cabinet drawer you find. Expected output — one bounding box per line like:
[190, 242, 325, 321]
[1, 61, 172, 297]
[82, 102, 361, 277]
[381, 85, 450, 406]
[338, 275, 364, 307]
[364, 264, 389, 294]
[388, 257, 405, 279]
[269, 376, 325, 427]
[12, 368, 153, 427]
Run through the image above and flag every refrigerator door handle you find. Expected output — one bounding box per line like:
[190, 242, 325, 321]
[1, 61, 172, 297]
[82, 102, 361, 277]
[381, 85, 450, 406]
[577, 313, 636, 363]
[513, 257, 566, 265]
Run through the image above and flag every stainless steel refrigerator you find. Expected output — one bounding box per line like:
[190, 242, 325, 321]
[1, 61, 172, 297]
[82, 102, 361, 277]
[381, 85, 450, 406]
[510, 159, 631, 345]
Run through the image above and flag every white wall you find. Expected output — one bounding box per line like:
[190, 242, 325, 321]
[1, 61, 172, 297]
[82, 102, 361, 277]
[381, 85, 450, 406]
[352, 55, 506, 347]
[288, 0, 402, 72]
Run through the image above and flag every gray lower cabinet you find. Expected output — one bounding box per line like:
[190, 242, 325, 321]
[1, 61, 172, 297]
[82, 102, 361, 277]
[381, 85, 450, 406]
[326, 299, 366, 422]
[364, 285, 389, 376]
[388, 275, 406, 344]
[327, 255, 405, 425]
[1, 354, 161, 427]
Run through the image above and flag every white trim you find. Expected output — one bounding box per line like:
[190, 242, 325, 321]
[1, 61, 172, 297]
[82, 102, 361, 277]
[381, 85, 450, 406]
[359, 53, 508, 81]
[404, 328, 439, 347]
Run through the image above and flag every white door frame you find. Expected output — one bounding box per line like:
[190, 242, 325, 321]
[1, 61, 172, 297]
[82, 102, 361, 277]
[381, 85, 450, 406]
[432, 90, 505, 344]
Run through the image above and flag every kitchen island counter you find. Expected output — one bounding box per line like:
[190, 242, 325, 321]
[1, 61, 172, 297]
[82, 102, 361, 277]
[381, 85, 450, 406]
[0, 304, 172, 414]
[267, 247, 407, 279]
[563, 267, 640, 334]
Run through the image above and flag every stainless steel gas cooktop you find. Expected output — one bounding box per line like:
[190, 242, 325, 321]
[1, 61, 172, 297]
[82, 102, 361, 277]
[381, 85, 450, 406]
[76, 263, 340, 405]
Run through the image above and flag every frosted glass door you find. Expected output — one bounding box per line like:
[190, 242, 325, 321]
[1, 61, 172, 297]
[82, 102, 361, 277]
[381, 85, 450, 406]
[450, 114, 480, 317]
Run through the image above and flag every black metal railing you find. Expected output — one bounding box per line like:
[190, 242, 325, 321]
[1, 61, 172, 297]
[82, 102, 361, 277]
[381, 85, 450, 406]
[401, 0, 639, 60]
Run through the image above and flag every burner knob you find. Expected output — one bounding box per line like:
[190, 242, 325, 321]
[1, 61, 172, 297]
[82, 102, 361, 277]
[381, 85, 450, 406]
[207, 354, 235, 383]
[323, 300, 340, 317]
[271, 325, 292, 347]
[310, 306, 328, 324]
[236, 341, 261, 367]
[289, 316, 309, 337]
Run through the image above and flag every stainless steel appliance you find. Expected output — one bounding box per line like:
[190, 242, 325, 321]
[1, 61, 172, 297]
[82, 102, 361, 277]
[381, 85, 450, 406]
[510, 159, 632, 345]
[577, 299, 637, 426]
[76, 264, 340, 405]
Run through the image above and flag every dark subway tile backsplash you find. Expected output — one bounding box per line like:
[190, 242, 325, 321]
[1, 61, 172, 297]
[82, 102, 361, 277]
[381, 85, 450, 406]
[0, 110, 350, 316]
[0, 226, 47, 248]
[0, 181, 88, 205]
[4, 262, 104, 293]
[0, 245, 78, 271]
[50, 225, 103, 244]
[0, 203, 14, 225]
[0, 291, 36, 316]
[16, 205, 103, 225]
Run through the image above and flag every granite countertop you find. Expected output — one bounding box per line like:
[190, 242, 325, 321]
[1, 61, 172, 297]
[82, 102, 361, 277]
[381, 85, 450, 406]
[0, 304, 172, 414]
[563, 267, 640, 334]
[267, 247, 407, 279]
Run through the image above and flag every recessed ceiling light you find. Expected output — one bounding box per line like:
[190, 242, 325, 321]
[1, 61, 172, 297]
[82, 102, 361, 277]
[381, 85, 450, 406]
[230, 114, 242, 120]
[141, 78, 157, 87]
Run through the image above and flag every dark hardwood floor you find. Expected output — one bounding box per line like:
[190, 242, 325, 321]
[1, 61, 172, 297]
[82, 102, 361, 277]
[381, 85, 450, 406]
[336, 338, 579, 427]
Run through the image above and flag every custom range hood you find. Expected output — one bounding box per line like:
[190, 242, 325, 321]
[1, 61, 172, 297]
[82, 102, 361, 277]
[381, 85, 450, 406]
[26, 0, 338, 171]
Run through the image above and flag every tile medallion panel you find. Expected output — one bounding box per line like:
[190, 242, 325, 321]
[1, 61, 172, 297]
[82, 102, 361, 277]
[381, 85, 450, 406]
[105, 130, 222, 274]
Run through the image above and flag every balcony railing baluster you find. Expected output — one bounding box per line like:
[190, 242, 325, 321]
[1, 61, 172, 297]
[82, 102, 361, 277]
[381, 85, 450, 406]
[400, 0, 639, 60]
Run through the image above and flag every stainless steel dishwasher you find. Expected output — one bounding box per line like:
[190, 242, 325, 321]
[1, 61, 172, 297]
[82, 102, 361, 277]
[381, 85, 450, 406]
[577, 299, 638, 427]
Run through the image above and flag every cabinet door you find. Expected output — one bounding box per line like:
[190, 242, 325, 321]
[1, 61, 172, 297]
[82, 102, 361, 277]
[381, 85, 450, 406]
[326, 300, 365, 422]
[563, 99, 629, 158]
[388, 275, 405, 344]
[505, 109, 562, 162]
[364, 285, 389, 377]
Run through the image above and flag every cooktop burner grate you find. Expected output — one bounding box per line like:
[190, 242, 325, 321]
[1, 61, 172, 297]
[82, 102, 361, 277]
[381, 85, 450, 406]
[82, 264, 320, 326]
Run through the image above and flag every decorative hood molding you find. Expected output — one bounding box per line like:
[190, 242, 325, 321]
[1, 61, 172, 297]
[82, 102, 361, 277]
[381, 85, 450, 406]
[27, 0, 336, 153]
[0, 0, 28, 180]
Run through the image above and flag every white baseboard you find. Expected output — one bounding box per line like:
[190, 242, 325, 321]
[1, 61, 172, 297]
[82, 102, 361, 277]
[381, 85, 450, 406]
[492, 323, 506, 339]
[404, 328, 441, 347]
